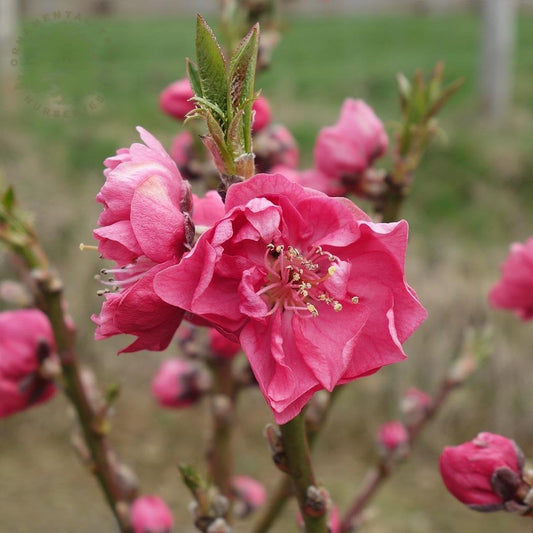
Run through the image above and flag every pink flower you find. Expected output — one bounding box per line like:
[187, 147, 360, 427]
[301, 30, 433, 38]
[209, 328, 241, 359]
[0, 309, 57, 418]
[130, 495, 173, 533]
[92, 127, 191, 354]
[231, 475, 267, 517]
[254, 124, 299, 173]
[489, 237, 533, 320]
[314, 99, 388, 189]
[192, 191, 225, 228]
[159, 77, 195, 121]
[252, 95, 272, 132]
[377, 420, 409, 452]
[154, 173, 426, 424]
[439, 432, 524, 510]
[151, 358, 210, 408]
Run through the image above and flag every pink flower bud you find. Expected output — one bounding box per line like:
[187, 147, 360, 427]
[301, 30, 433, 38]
[0, 309, 57, 418]
[253, 124, 299, 173]
[377, 421, 409, 452]
[130, 495, 173, 533]
[231, 475, 267, 517]
[159, 78, 195, 121]
[209, 329, 241, 359]
[439, 432, 525, 510]
[401, 387, 432, 425]
[489, 237, 533, 320]
[314, 99, 388, 182]
[252, 95, 272, 132]
[151, 358, 210, 408]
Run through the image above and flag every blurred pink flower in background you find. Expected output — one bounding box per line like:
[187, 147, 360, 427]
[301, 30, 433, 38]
[155, 173, 426, 423]
[489, 237, 533, 320]
[314, 99, 388, 194]
[130, 495, 174, 533]
[92, 127, 191, 353]
[209, 328, 241, 359]
[0, 309, 58, 418]
[377, 420, 409, 452]
[439, 432, 524, 511]
[254, 124, 299, 173]
[231, 475, 267, 517]
[151, 358, 210, 409]
[252, 95, 272, 132]
[159, 77, 195, 121]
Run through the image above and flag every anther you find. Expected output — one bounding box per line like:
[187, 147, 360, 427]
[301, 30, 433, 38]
[352, 296, 359, 304]
[306, 303, 318, 317]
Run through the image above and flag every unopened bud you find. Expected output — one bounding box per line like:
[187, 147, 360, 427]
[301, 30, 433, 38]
[376, 421, 409, 457]
[151, 358, 211, 409]
[130, 495, 173, 533]
[440, 432, 525, 512]
[211, 494, 230, 518]
[231, 475, 267, 518]
[304, 485, 327, 517]
[206, 517, 231, 533]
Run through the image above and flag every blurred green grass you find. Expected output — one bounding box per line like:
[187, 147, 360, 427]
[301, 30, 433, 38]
[8, 13, 533, 244]
[1, 12, 533, 533]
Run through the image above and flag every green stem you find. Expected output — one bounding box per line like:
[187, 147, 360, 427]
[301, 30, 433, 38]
[19, 242, 133, 532]
[279, 414, 328, 533]
[253, 388, 342, 533]
[209, 357, 235, 504]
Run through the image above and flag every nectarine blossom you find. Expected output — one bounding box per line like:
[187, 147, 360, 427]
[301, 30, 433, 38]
[92, 127, 191, 353]
[154, 174, 426, 423]
[0, 309, 57, 418]
[314, 99, 388, 196]
[489, 237, 533, 320]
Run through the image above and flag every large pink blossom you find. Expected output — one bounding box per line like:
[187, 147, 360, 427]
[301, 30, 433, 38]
[314, 99, 388, 191]
[489, 237, 533, 320]
[0, 309, 57, 418]
[154, 173, 426, 424]
[92, 127, 191, 353]
[439, 432, 524, 510]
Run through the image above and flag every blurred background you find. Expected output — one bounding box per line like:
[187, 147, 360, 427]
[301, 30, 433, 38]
[1, 0, 533, 531]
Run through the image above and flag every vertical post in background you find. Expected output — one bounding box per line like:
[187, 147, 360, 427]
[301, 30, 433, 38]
[0, 0, 18, 101]
[479, 0, 517, 122]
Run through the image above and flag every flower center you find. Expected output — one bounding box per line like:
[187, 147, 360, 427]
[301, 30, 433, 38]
[258, 244, 356, 318]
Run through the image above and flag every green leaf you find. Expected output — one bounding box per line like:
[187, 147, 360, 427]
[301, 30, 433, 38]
[229, 24, 259, 152]
[205, 111, 235, 173]
[227, 108, 244, 155]
[229, 24, 259, 110]
[186, 58, 203, 99]
[196, 15, 228, 118]
[1, 187, 15, 213]
[424, 77, 465, 120]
